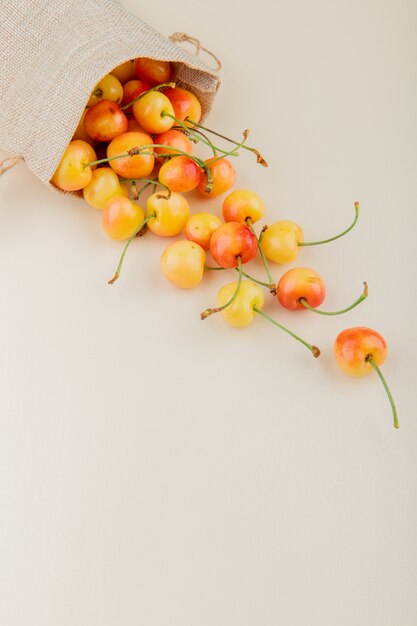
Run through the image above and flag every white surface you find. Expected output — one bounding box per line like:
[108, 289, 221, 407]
[1, 1, 417, 625]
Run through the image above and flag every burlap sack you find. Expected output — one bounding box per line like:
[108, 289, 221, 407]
[0, 0, 220, 191]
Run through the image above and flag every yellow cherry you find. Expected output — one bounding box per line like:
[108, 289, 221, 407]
[260, 220, 304, 264]
[133, 91, 175, 134]
[185, 213, 223, 250]
[110, 60, 136, 84]
[102, 196, 145, 240]
[146, 192, 190, 237]
[51, 140, 96, 191]
[87, 74, 123, 107]
[161, 241, 206, 288]
[217, 280, 265, 327]
[83, 168, 128, 210]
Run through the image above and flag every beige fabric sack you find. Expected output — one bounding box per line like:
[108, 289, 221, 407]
[0, 0, 220, 190]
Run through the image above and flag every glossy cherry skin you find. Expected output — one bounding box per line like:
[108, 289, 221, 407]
[87, 74, 123, 107]
[277, 267, 326, 310]
[110, 60, 137, 84]
[158, 156, 200, 192]
[84, 100, 128, 142]
[210, 222, 257, 268]
[83, 167, 128, 210]
[51, 140, 97, 191]
[121, 79, 151, 113]
[161, 240, 206, 288]
[164, 87, 202, 127]
[222, 189, 265, 224]
[197, 158, 236, 197]
[217, 280, 265, 327]
[261, 221, 304, 264]
[134, 57, 172, 86]
[335, 327, 387, 377]
[102, 196, 145, 240]
[133, 91, 174, 134]
[146, 192, 190, 237]
[154, 129, 193, 160]
[107, 131, 154, 179]
[185, 213, 223, 250]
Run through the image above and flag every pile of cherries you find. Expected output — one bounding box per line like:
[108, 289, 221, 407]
[52, 57, 399, 430]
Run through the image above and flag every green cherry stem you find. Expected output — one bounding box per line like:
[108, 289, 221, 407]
[201, 257, 243, 320]
[246, 218, 277, 295]
[119, 177, 171, 198]
[204, 130, 249, 165]
[108, 212, 156, 285]
[177, 126, 218, 157]
[185, 118, 268, 167]
[204, 265, 272, 289]
[119, 82, 176, 111]
[299, 202, 360, 247]
[300, 282, 368, 316]
[253, 307, 321, 358]
[366, 355, 399, 429]
[162, 113, 234, 157]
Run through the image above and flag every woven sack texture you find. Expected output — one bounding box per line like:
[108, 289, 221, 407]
[0, 0, 220, 190]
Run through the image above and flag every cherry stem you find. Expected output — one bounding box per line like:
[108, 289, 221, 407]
[119, 82, 176, 111]
[108, 212, 156, 285]
[246, 218, 276, 295]
[185, 118, 268, 167]
[177, 126, 218, 157]
[366, 355, 399, 429]
[299, 202, 360, 247]
[205, 130, 249, 165]
[162, 113, 234, 158]
[204, 265, 271, 289]
[119, 177, 171, 199]
[201, 257, 243, 320]
[299, 282, 368, 316]
[253, 307, 320, 358]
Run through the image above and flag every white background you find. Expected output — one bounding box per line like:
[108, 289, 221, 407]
[1, 1, 417, 624]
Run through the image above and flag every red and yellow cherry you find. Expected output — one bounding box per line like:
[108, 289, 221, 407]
[222, 189, 265, 224]
[335, 327, 399, 428]
[110, 60, 136, 84]
[87, 74, 123, 107]
[210, 222, 257, 268]
[164, 86, 202, 127]
[146, 192, 190, 236]
[134, 57, 172, 85]
[51, 140, 97, 191]
[72, 109, 97, 146]
[185, 213, 223, 250]
[277, 267, 325, 310]
[84, 100, 128, 142]
[217, 280, 265, 327]
[126, 118, 146, 133]
[161, 240, 206, 288]
[197, 158, 236, 197]
[261, 221, 304, 264]
[132, 91, 175, 134]
[107, 131, 154, 179]
[121, 79, 151, 113]
[154, 129, 193, 160]
[158, 156, 200, 192]
[83, 167, 128, 210]
[102, 195, 145, 240]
